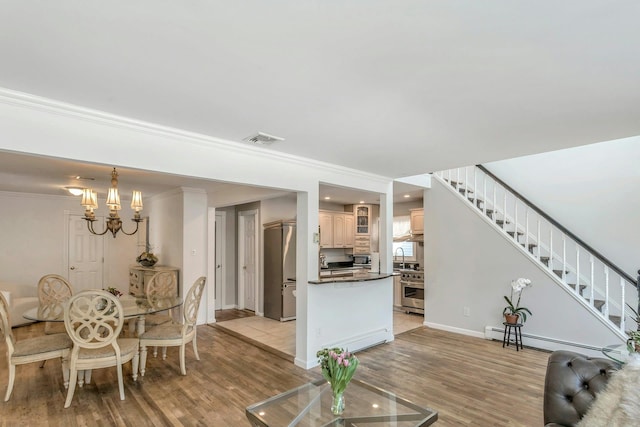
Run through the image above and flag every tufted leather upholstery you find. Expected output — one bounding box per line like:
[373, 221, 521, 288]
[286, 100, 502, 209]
[543, 350, 620, 426]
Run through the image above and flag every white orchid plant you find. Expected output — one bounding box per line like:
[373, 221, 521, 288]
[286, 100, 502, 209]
[503, 278, 533, 323]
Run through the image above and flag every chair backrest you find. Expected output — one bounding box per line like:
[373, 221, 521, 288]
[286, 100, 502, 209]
[64, 290, 124, 350]
[0, 292, 16, 350]
[183, 277, 206, 327]
[146, 271, 177, 300]
[38, 274, 73, 320]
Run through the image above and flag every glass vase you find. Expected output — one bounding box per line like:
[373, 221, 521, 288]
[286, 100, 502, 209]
[331, 390, 345, 415]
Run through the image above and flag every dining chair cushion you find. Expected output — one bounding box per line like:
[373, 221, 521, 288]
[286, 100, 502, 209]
[13, 333, 73, 357]
[75, 338, 139, 360]
[140, 324, 184, 340]
[143, 313, 173, 327]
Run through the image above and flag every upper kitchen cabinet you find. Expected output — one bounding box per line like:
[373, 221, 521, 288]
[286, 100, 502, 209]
[319, 210, 355, 249]
[355, 204, 371, 235]
[410, 208, 424, 235]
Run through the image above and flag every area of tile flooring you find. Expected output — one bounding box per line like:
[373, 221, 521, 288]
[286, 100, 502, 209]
[213, 310, 424, 361]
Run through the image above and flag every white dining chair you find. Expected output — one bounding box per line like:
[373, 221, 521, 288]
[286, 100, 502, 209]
[37, 274, 73, 335]
[63, 290, 139, 408]
[139, 276, 206, 376]
[0, 292, 72, 402]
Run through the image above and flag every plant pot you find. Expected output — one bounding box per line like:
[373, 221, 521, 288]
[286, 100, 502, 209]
[504, 313, 520, 324]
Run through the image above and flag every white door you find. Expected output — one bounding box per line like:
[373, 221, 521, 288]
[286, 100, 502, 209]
[238, 209, 258, 312]
[214, 211, 226, 310]
[68, 214, 104, 291]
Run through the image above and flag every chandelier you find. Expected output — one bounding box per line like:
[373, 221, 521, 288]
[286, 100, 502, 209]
[80, 168, 144, 237]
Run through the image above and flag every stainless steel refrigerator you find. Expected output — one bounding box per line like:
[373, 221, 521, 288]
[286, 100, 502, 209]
[263, 220, 296, 321]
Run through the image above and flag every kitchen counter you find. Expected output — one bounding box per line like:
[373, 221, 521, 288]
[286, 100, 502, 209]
[309, 271, 397, 284]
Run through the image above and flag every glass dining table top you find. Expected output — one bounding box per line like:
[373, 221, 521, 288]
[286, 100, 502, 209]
[246, 378, 438, 427]
[23, 293, 183, 322]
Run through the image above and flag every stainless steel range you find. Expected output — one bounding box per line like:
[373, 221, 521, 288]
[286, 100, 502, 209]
[400, 270, 424, 315]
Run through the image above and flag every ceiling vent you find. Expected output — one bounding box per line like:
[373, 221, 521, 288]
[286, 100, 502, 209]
[242, 132, 285, 146]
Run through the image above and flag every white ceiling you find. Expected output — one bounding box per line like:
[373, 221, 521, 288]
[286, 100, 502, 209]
[1, 2, 639, 202]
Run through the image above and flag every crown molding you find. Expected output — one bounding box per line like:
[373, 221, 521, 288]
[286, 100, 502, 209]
[0, 87, 392, 186]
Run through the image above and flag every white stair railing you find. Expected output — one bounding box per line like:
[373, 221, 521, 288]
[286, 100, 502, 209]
[434, 165, 638, 336]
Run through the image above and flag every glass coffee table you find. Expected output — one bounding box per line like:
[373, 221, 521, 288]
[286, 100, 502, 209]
[246, 378, 438, 426]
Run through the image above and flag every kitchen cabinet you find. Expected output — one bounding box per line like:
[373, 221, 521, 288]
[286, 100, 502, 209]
[410, 208, 424, 235]
[129, 265, 179, 297]
[393, 274, 402, 308]
[346, 204, 380, 254]
[319, 211, 354, 249]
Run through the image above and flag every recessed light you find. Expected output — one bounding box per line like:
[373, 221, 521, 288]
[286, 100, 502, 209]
[324, 196, 331, 200]
[404, 194, 411, 198]
[65, 186, 85, 196]
[359, 200, 365, 204]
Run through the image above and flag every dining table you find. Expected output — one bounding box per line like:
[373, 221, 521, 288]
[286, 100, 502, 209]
[23, 292, 183, 336]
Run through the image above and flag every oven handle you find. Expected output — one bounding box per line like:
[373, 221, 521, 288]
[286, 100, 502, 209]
[400, 280, 424, 289]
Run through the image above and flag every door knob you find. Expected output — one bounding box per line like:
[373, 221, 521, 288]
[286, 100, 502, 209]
[217, 264, 221, 268]
[70, 266, 76, 270]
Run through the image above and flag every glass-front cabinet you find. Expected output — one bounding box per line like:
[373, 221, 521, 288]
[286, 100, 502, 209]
[355, 204, 371, 235]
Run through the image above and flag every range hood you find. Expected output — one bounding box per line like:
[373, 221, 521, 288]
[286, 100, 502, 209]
[393, 233, 424, 243]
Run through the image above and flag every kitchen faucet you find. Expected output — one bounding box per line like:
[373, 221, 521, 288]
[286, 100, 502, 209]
[394, 247, 405, 269]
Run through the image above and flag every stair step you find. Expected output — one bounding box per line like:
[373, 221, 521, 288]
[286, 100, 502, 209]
[458, 187, 474, 195]
[495, 219, 511, 226]
[609, 315, 621, 328]
[593, 299, 605, 311]
[521, 243, 538, 253]
[553, 269, 569, 278]
[540, 256, 550, 266]
[507, 231, 524, 238]
[568, 283, 587, 296]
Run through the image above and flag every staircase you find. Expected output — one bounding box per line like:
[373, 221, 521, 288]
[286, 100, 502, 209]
[434, 165, 638, 338]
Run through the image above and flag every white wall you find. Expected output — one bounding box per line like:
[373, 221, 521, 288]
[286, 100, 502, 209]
[424, 179, 621, 351]
[484, 136, 640, 278]
[0, 191, 138, 290]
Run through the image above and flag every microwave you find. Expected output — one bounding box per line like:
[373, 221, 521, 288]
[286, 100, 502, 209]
[353, 255, 370, 264]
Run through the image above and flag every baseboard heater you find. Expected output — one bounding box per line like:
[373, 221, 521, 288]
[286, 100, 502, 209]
[484, 325, 610, 358]
[323, 328, 392, 354]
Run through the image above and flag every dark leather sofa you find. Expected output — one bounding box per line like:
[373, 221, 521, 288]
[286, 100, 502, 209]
[543, 350, 620, 426]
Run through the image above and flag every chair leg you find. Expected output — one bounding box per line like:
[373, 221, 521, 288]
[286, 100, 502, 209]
[64, 369, 79, 408]
[192, 334, 200, 361]
[153, 346, 158, 358]
[140, 345, 148, 377]
[132, 347, 140, 382]
[162, 347, 167, 360]
[179, 344, 186, 375]
[40, 360, 47, 368]
[116, 362, 125, 401]
[4, 364, 15, 402]
[61, 355, 70, 389]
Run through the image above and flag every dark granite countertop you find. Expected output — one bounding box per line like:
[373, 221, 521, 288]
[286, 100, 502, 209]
[309, 271, 397, 284]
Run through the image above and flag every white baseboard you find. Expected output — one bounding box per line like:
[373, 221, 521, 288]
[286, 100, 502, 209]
[425, 322, 486, 339]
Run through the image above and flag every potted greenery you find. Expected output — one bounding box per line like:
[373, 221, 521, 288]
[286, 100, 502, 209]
[625, 303, 640, 353]
[503, 278, 533, 324]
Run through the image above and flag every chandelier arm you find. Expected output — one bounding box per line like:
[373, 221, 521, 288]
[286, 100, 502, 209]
[85, 219, 109, 236]
[119, 220, 141, 236]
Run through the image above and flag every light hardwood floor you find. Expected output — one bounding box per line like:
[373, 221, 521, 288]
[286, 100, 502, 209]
[1, 322, 550, 426]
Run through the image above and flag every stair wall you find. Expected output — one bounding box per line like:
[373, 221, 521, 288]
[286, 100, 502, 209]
[423, 177, 622, 352]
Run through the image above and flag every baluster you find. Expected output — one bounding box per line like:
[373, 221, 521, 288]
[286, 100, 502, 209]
[604, 267, 610, 318]
[503, 191, 507, 230]
[575, 248, 580, 295]
[549, 228, 553, 270]
[473, 168, 477, 206]
[589, 255, 595, 307]
[492, 183, 497, 223]
[514, 201, 518, 241]
[525, 208, 529, 252]
[447, 169, 452, 184]
[464, 167, 468, 197]
[620, 277, 626, 332]
[483, 178, 487, 215]
[457, 168, 460, 190]
[562, 234, 566, 280]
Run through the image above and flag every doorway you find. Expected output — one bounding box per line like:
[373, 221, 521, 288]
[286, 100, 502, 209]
[238, 209, 259, 312]
[214, 210, 226, 310]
